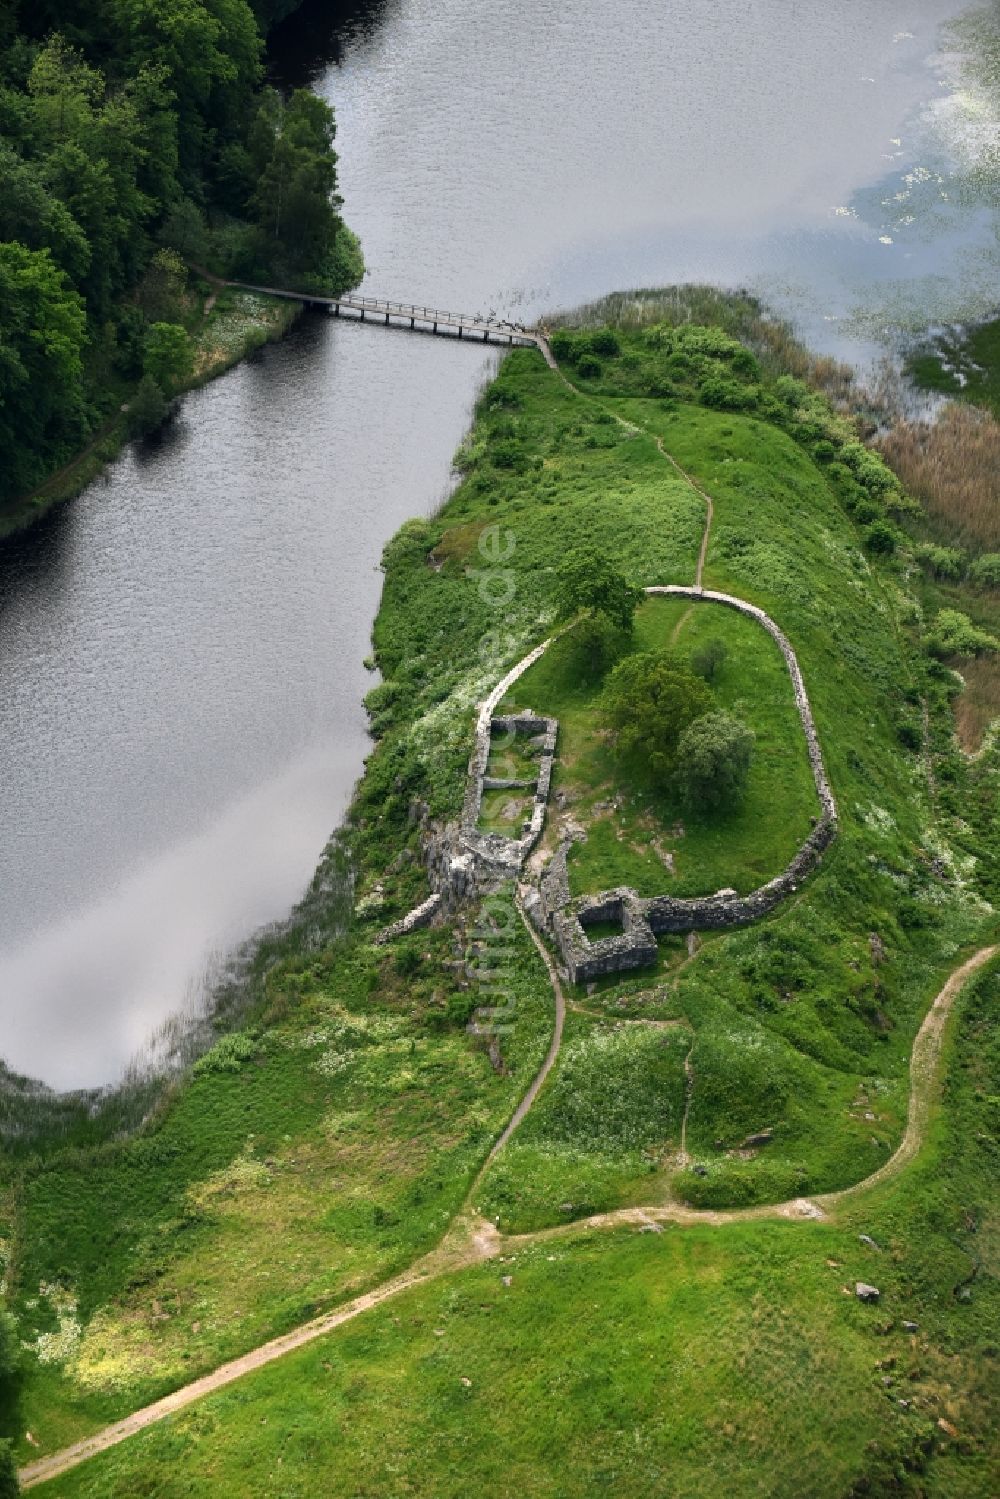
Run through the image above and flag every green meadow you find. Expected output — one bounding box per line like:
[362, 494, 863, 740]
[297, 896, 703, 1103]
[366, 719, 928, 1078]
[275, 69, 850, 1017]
[3, 312, 997, 1490]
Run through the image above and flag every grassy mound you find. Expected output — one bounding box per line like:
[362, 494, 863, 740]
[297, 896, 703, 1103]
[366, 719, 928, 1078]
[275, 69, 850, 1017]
[2, 313, 996, 1470]
[501, 593, 820, 899]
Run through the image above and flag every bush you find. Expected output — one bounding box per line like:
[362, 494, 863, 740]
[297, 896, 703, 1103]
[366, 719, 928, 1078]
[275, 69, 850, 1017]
[490, 441, 522, 470]
[914, 542, 966, 581]
[0, 1310, 19, 1387]
[549, 330, 576, 362]
[193, 1032, 259, 1077]
[125, 375, 170, 439]
[589, 329, 620, 358]
[840, 442, 899, 499]
[850, 498, 883, 526]
[394, 945, 422, 978]
[896, 719, 922, 751]
[0, 1440, 17, 1498]
[774, 374, 810, 408]
[699, 375, 758, 412]
[576, 355, 602, 379]
[675, 710, 755, 810]
[925, 609, 999, 658]
[691, 638, 727, 681]
[969, 552, 1000, 589]
[864, 521, 897, 555]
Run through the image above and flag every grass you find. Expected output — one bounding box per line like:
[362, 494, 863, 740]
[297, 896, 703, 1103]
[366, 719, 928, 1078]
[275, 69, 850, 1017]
[0, 902, 554, 1462]
[501, 589, 820, 900]
[38, 958, 1000, 1499]
[478, 787, 532, 835]
[3, 312, 998, 1481]
[476, 1012, 691, 1232]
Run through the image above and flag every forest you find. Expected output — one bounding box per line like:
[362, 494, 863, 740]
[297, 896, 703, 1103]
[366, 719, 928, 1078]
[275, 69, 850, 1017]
[0, 0, 362, 510]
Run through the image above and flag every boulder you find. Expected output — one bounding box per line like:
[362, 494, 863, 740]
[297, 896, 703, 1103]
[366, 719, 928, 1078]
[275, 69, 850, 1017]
[855, 1282, 881, 1303]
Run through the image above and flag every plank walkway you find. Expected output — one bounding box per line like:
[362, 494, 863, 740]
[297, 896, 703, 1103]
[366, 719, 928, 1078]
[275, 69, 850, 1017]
[228, 279, 556, 360]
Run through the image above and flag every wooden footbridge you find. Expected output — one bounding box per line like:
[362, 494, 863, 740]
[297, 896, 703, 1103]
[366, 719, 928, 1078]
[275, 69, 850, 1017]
[227, 279, 555, 362]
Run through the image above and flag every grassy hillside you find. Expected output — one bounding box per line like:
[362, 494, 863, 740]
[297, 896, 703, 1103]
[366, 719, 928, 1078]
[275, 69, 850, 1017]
[39, 956, 1000, 1499]
[2, 313, 997, 1484]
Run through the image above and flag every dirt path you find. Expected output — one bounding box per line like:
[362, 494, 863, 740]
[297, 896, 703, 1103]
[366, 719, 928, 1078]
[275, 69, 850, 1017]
[474, 896, 566, 1175]
[670, 604, 694, 644]
[18, 1220, 500, 1492]
[21, 944, 994, 1490]
[648, 434, 714, 589]
[503, 943, 998, 1243]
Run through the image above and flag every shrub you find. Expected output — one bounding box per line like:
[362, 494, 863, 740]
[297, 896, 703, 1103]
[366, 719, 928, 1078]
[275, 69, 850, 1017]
[490, 441, 522, 470]
[691, 638, 727, 681]
[864, 521, 897, 555]
[394, 946, 422, 978]
[840, 441, 899, 499]
[774, 374, 810, 408]
[193, 1031, 259, 1077]
[969, 552, 1000, 588]
[549, 330, 576, 362]
[914, 542, 966, 581]
[125, 375, 170, 439]
[896, 718, 922, 751]
[699, 375, 758, 412]
[925, 609, 1000, 658]
[676, 710, 755, 810]
[576, 355, 602, 379]
[0, 1440, 17, 1499]
[666, 350, 695, 379]
[850, 498, 883, 526]
[589, 329, 620, 358]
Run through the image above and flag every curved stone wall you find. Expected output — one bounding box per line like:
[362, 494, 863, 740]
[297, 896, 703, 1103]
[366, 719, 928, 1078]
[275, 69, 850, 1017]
[550, 587, 838, 982]
[427, 585, 837, 982]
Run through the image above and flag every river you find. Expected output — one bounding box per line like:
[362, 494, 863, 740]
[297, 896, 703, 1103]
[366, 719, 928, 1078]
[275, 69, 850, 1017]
[0, 0, 993, 1090]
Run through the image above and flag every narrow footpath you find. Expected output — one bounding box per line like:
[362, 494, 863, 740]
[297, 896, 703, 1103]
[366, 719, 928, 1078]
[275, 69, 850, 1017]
[20, 943, 996, 1490]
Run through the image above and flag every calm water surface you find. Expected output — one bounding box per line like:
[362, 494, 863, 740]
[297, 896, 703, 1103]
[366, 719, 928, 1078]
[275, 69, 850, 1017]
[0, 0, 991, 1088]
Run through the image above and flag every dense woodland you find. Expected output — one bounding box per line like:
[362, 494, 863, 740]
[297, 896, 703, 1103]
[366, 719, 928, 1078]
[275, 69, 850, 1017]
[0, 0, 362, 509]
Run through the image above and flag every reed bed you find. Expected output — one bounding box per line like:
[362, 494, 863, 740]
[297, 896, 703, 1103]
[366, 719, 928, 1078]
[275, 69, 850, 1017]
[878, 404, 1000, 552]
[954, 655, 1000, 751]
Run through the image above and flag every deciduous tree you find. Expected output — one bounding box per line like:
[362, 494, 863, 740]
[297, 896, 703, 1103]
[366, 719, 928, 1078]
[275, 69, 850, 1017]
[602, 652, 713, 786]
[676, 710, 755, 810]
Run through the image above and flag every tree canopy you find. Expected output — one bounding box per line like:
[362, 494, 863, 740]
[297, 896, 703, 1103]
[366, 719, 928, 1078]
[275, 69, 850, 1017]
[602, 652, 713, 786]
[0, 240, 87, 501]
[0, 0, 362, 512]
[556, 545, 645, 631]
[676, 710, 755, 810]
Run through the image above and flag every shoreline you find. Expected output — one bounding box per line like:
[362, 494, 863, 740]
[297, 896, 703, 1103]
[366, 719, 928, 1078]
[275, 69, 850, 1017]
[0, 286, 305, 546]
